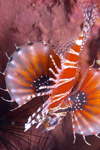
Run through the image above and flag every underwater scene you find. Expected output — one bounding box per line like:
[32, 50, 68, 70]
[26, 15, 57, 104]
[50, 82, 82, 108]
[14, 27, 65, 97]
[0, 0, 100, 150]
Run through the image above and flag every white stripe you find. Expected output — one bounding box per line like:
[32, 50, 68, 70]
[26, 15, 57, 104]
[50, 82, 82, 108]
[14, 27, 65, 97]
[37, 107, 41, 112]
[28, 116, 31, 123]
[65, 59, 78, 64]
[49, 78, 57, 83]
[56, 77, 75, 87]
[27, 95, 31, 100]
[52, 112, 67, 117]
[37, 114, 41, 120]
[52, 92, 69, 99]
[63, 66, 77, 69]
[50, 55, 61, 73]
[49, 68, 58, 78]
[68, 48, 79, 56]
[49, 100, 63, 111]
[32, 113, 36, 118]
[24, 123, 31, 132]
[59, 77, 75, 82]
[32, 120, 37, 125]
[51, 90, 70, 104]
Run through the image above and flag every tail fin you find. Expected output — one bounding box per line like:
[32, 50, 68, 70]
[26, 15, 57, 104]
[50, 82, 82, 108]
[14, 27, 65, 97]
[69, 66, 100, 145]
[25, 98, 71, 132]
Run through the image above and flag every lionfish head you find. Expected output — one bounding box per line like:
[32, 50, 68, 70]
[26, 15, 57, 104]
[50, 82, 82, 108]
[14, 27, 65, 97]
[41, 115, 60, 131]
[24, 100, 67, 131]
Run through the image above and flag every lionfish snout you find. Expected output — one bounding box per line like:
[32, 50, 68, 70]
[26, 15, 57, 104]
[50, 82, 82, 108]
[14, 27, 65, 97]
[25, 98, 71, 132]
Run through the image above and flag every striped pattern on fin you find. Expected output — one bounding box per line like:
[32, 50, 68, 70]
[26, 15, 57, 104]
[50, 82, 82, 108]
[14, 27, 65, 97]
[5, 42, 61, 107]
[24, 100, 48, 132]
[69, 66, 100, 138]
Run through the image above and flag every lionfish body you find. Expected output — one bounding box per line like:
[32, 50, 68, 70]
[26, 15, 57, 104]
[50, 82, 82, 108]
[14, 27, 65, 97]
[25, 0, 99, 131]
[24, 1, 98, 132]
[26, 33, 85, 131]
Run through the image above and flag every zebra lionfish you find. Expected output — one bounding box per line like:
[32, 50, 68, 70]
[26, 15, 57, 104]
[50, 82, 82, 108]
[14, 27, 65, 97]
[24, 0, 98, 135]
[0, 0, 99, 146]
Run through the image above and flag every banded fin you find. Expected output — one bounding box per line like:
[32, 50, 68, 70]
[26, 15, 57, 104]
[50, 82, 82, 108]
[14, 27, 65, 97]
[24, 100, 48, 132]
[3, 42, 61, 108]
[69, 66, 100, 145]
